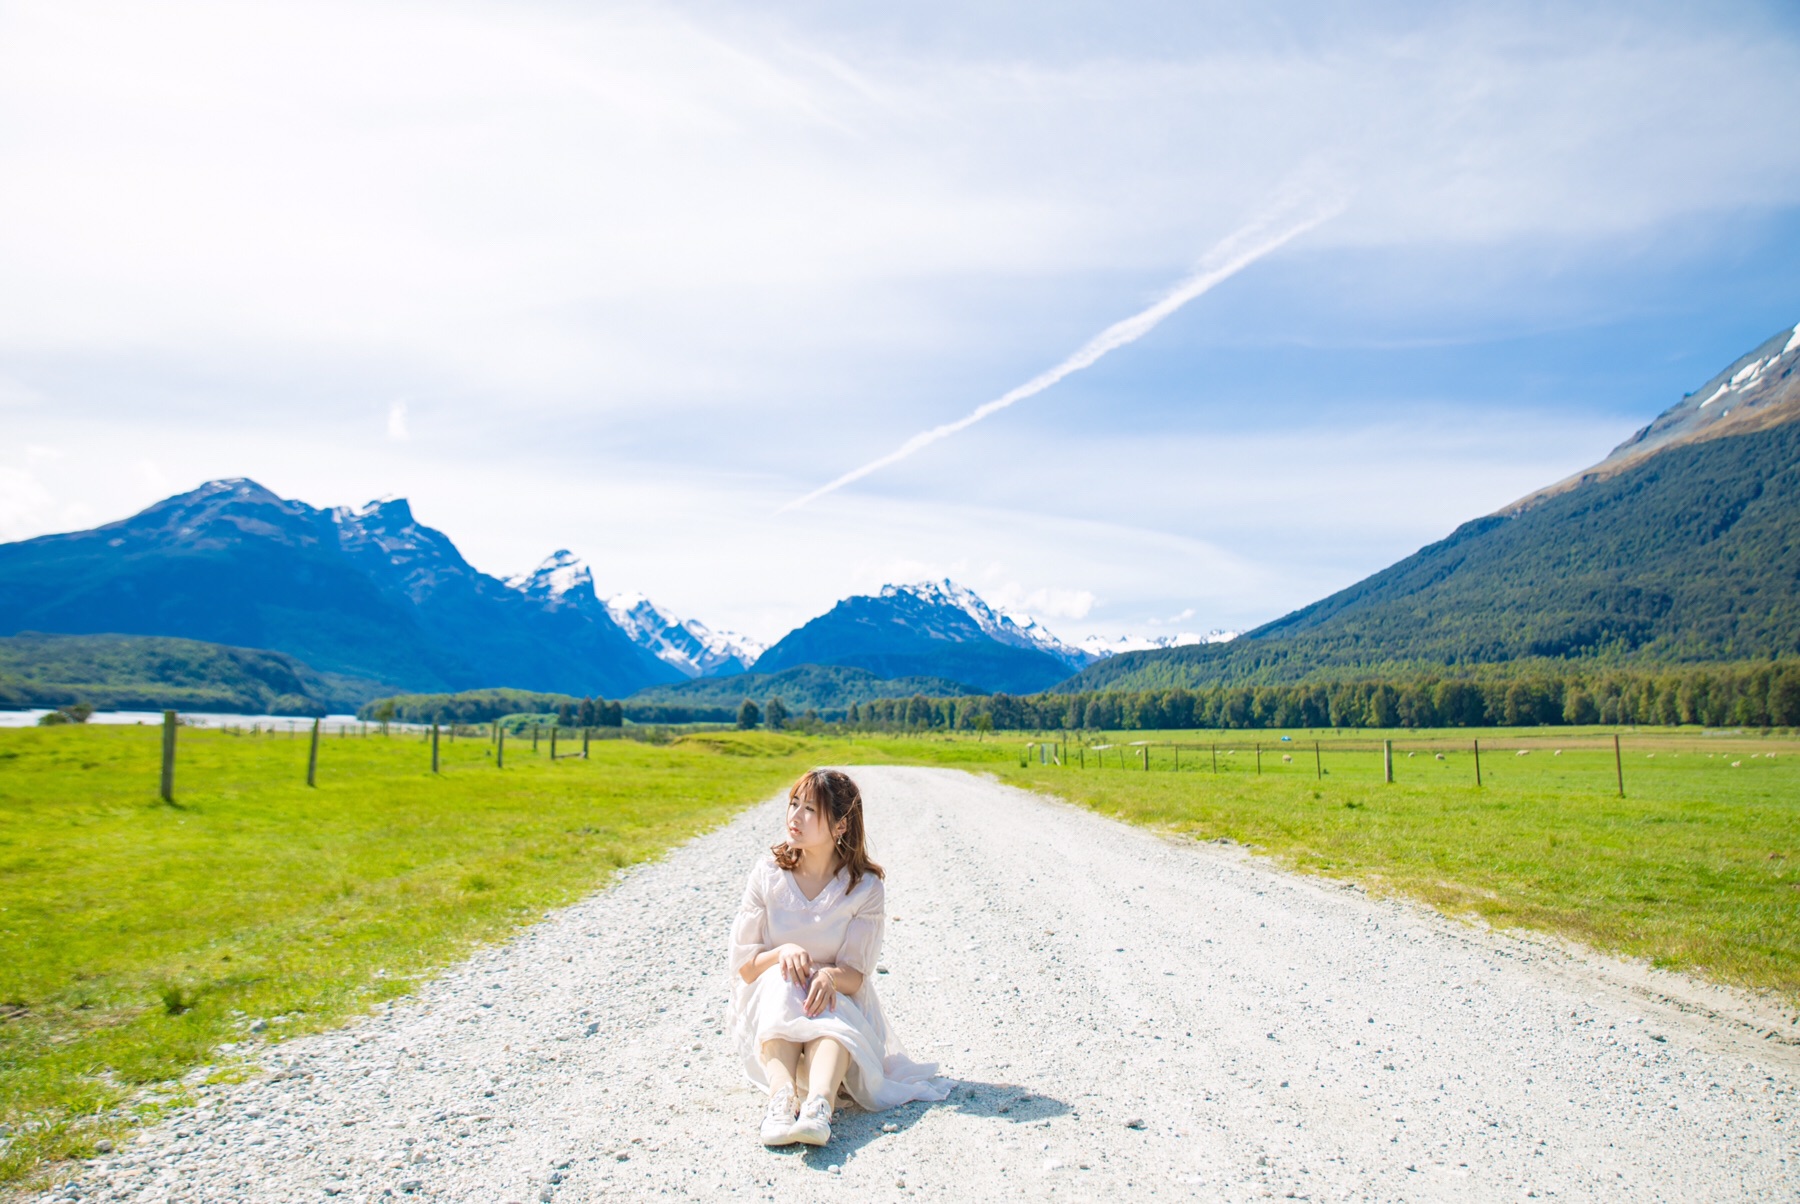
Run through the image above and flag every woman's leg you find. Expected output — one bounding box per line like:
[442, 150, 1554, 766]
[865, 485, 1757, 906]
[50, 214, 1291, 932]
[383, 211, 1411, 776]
[802, 1036, 850, 1103]
[760, 1039, 802, 1096]
[757, 1038, 804, 1145]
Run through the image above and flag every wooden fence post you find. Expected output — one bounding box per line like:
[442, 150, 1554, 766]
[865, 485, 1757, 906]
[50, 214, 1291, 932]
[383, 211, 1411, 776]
[306, 718, 321, 787]
[532, 724, 540, 753]
[1473, 739, 1482, 787]
[497, 724, 506, 769]
[583, 727, 590, 759]
[1614, 733, 1625, 798]
[1255, 742, 1262, 775]
[1314, 740, 1322, 780]
[550, 726, 558, 759]
[1212, 744, 1217, 773]
[431, 723, 440, 774]
[160, 710, 177, 803]
[1383, 739, 1393, 784]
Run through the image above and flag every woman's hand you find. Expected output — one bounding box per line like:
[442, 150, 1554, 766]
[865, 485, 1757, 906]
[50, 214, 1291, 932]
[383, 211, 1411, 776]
[803, 967, 837, 1017]
[775, 944, 813, 985]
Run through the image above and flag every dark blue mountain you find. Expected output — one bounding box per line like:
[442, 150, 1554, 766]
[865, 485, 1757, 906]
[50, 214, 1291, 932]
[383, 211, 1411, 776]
[0, 479, 681, 698]
[750, 580, 1083, 694]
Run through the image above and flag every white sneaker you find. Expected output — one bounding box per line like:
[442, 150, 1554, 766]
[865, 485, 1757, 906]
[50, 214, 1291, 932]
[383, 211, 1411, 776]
[790, 1095, 832, 1146]
[760, 1087, 800, 1146]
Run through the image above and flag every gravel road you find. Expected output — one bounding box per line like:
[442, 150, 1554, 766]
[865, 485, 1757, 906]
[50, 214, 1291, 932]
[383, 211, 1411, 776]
[40, 766, 1800, 1202]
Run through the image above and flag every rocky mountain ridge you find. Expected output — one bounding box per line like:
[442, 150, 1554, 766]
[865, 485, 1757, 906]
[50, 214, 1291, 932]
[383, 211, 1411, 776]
[504, 550, 763, 679]
[750, 578, 1089, 694]
[1505, 319, 1800, 514]
[0, 480, 679, 698]
[1067, 319, 1800, 692]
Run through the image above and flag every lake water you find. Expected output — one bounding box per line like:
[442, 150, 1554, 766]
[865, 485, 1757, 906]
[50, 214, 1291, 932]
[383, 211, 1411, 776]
[0, 710, 380, 732]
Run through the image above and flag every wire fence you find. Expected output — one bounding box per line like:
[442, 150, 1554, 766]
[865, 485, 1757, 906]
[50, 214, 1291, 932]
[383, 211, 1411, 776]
[1020, 731, 1791, 797]
[109, 711, 1793, 803]
[144, 712, 710, 802]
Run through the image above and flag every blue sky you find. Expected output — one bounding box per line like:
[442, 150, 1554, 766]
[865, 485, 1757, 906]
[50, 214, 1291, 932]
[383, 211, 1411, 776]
[2, 0, 1798, 645]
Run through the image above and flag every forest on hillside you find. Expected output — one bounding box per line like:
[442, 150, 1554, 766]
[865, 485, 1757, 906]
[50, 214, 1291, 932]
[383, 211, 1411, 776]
[1068, 417, 1800, 694]
[844, 660, 1800, 731]
[0, 632, 344, 715]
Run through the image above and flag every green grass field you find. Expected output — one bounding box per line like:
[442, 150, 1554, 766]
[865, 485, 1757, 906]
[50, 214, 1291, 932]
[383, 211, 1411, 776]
[2, 721, 1797, 1190]
[0, 722, 850, 1187]
[877, 726, 1800, 1000]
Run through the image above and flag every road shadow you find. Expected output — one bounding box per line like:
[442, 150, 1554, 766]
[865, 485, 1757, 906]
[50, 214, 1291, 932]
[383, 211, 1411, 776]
[783, 1080, 1070, 1171]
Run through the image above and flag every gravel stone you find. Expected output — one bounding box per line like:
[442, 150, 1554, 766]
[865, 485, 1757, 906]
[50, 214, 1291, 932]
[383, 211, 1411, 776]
[37, 767, 1800, 1201]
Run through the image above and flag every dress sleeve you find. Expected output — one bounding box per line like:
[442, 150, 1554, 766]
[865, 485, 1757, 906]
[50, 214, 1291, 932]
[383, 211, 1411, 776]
[729, 861, 769, 977]
[837, 876, 885, 976]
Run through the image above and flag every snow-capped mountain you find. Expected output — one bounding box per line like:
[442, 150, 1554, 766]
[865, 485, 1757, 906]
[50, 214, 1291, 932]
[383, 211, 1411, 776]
[753, 579, 1080, 693]
[1079, 630, 1239, 658]
[880, 580, 1235, 668]
[504, 548, 594, 606]
[603, 592, 764, 679]
[505, 550, 762, 679]
[1505, 318, 1800, 514]
[0, 480, 680, 697]
[753, 577, 1238, 691]
[880, 580, 1095, 671]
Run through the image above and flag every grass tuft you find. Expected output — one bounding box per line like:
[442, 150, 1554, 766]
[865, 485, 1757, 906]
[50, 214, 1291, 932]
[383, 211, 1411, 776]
[155, 984, 197, 1016]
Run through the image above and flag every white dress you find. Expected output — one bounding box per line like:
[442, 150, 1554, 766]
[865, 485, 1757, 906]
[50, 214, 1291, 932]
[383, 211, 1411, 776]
[728, 855, 950, 1111]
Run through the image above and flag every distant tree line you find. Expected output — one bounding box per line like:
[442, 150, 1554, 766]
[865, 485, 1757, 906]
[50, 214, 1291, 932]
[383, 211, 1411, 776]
[843, 661, 1800, 731]
[623, 702, 737, 725]
[362, 689, 625, 726]
[359, 660, 1800, 733]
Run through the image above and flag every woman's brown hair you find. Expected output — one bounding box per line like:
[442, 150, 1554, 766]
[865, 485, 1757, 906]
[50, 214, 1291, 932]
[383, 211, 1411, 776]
[771, 768, 884, 892]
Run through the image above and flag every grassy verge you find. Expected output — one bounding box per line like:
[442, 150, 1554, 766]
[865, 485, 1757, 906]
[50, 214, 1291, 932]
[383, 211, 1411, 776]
[0, 723, 845, 1188]
[862, 727, 1800, 1003]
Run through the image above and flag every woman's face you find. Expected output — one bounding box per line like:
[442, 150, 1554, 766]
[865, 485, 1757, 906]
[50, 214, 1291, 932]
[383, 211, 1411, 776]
[785, 792, 843, 855]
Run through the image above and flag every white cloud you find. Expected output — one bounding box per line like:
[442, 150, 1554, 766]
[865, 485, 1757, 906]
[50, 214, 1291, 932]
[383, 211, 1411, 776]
[987, 583, 1097, 621]
[0, 2, 1793, 408]
[0, 445, 71, 540]
[0, 1, 1794, 645]
[0, 467, 54, 539]
[0, 377, 44, 407]
[136, 458, 168, 495]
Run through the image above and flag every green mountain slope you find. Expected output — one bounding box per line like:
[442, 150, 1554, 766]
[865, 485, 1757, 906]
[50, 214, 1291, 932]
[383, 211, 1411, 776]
[1065, 332, 1800, 693]
[0, 632, 384, 714]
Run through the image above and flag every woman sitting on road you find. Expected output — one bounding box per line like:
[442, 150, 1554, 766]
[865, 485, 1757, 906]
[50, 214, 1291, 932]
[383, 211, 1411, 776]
[729, 768, 949, 1147]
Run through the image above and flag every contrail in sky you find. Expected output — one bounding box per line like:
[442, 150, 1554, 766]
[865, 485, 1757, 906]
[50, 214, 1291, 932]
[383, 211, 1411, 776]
[778, 191, 1344, 513]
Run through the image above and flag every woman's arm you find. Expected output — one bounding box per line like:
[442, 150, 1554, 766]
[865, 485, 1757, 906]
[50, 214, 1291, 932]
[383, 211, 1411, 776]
[801, 964, 863, 1016]
[737, 943, 815, 985]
